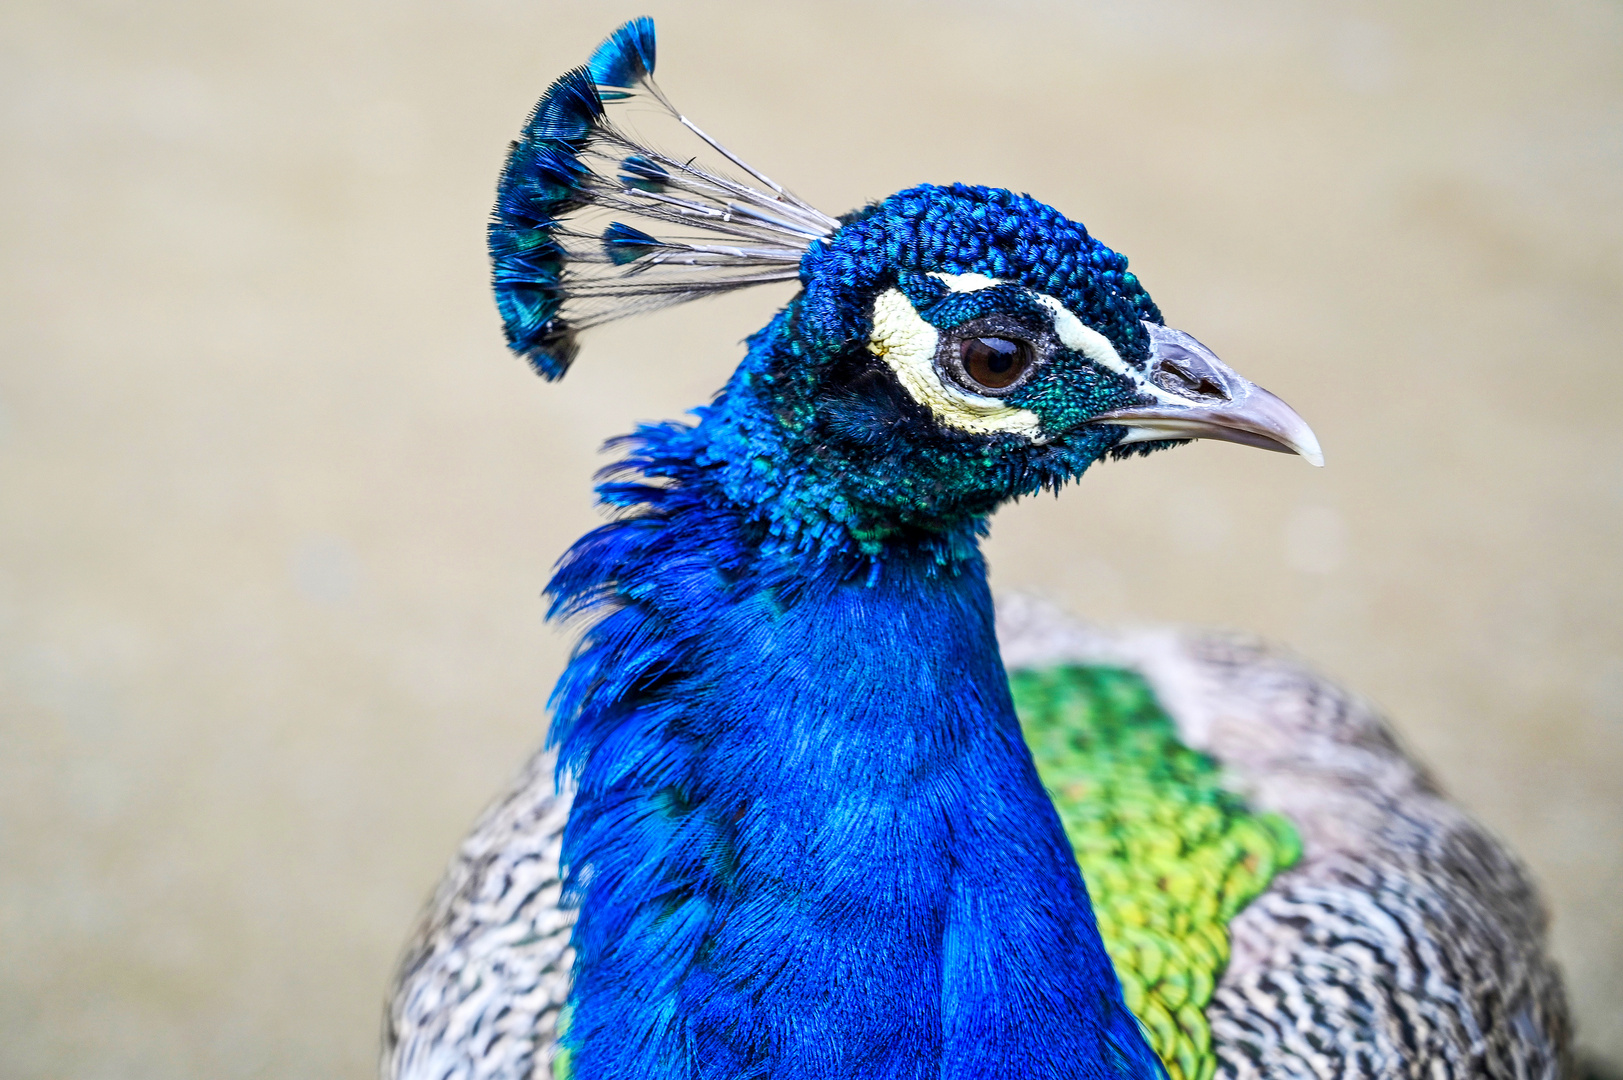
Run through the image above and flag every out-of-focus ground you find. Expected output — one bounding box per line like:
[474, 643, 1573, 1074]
[1, 0, 1619, 1074]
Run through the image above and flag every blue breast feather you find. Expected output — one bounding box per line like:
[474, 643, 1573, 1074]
[544, 411, 1165, 1080]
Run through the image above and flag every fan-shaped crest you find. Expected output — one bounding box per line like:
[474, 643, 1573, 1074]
[491, 18, 839, 379]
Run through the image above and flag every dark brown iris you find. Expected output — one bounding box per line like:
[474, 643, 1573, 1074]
[959, 336, 1032, 391]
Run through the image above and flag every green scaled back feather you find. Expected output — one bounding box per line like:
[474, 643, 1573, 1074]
[1011, 665, 1302, 1080]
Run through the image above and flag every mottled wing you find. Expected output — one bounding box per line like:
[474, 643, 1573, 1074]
[998, 596, 1572, 1080]
[384, 750, 576, 1080]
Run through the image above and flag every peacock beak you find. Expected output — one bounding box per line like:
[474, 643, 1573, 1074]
[1093, 322, 1324, 466]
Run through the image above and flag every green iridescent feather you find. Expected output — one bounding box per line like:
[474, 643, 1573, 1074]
[1011, 664, 1301, 1080]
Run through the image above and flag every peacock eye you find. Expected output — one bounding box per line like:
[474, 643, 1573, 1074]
[959, 336, 1032, 391]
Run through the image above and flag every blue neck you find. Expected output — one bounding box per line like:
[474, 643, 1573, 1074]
[547, 421, 1162, 1080]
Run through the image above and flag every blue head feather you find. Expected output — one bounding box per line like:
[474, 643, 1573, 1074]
[587, 16, 657, 94]
[500, 18, 1184, 1080]
[490, 68, 606, 375]
[602, 222, 663, 265]
[804, 185, 1160, 355]
[618, 154, 670, 192]
[656, 183, 1166, 566]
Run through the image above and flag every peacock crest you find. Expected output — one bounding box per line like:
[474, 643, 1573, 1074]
[490, 17, 837, 378]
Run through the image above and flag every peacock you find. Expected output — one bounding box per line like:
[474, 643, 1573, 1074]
[384, 19, 1572, 1080]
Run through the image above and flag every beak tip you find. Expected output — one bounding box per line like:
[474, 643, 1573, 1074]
[1112, 324, 1326, 468]
[1294, 430, 1325, 468]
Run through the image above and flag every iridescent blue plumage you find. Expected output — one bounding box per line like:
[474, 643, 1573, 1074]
[600, 222, 662, 265]
[586, 16, 655, 94]
[481, 17, 1326, 1080]
[547, 420, 1165, 1080]
[489, 68, 600, 376]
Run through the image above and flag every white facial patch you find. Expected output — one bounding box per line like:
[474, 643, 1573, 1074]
[868, 288, 1045, 440]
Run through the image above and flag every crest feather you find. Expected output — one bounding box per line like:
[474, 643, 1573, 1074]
[588, 17, 656, 92]
[491, 19, 837, 379]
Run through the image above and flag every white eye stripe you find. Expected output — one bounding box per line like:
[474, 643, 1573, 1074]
[930, 271, 1003, 293]
[868, 288, 1044, 440]
[927, 273, 1188, 407]
[1031, 296, 1127, 374]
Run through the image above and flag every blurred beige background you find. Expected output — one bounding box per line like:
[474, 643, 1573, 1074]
[2, 0, 1620, 1075]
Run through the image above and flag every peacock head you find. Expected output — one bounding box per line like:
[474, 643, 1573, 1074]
[492, 19, 1320, 556]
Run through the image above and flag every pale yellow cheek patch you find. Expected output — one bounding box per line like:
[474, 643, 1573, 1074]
[868, 288, 1044, 440]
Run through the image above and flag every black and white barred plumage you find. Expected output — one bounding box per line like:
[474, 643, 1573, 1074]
[384, 752, 575, 1080]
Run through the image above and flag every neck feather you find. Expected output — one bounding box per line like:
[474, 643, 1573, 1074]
[546, 422, 1162, 1080]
